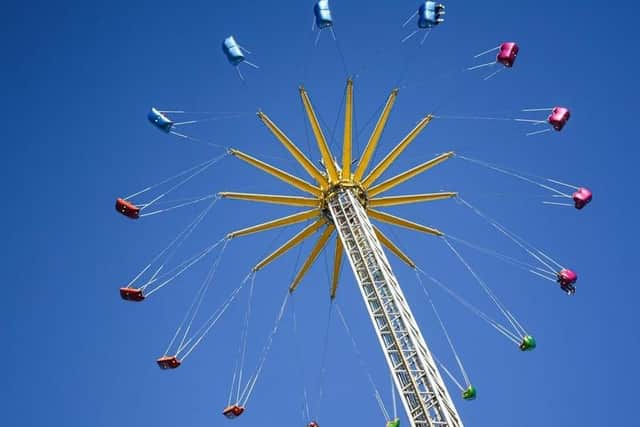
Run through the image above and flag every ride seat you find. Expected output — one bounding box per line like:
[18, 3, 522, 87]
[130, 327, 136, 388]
[223, 404, 245, 419]
[497, 42, 519, 68]
[115, 198, 140, 219]
[119, 287, 145, 302]
[547, 107, 570, 131]
[156, 355, 181, 370]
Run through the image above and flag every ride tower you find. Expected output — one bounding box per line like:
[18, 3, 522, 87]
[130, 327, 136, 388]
[329, 189, 462, 427]
[223, 79, 462, 427]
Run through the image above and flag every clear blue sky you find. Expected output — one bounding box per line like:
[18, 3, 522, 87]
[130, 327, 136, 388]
[3, 1, 638, 426]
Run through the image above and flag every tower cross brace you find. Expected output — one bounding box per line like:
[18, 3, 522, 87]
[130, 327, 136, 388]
[328, 189, 463, 427]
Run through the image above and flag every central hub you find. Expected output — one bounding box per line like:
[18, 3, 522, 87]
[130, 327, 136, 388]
[319, 178, 368, 223]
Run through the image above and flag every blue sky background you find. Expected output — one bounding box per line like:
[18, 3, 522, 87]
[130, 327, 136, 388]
[3, 1, 639, 426]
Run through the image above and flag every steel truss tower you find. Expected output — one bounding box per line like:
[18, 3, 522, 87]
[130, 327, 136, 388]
[329, 189, 463, 427]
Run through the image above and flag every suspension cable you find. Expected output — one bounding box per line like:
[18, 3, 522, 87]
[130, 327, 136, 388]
[490, 221, 557, 274]
[142, 235, 222, 289]
[432, 355, 465, 391]
[446, 234, 557, 284]
[235, 273, 257, 402]
[314, 300, 334, 419]
[127, 209, 208, 288]
[291, 296, 312, 421]
[178, 272, 253, 360]
[415, 270, 471, 387]
[163, 238, 228, 356]
[456, 154, 572, 198]
[176, 239, 230, 354]
[446, 234, 542, 273]
[355, 97, 386, 140]
[315, 89, 345, 158]
[168, 130, 230, 150]
[147, 197, 219, 285]
[332, 28, 349, 78]
[124, 154, 226, 200]
[159, 110, 251, 115]
[415, 267, 519, 344]
[227, 272, 257, 406]
[164, 240, 229, 356]
[288, 239, 311, 422]
[456, 196, 558, 275]
[139, 194, 217, 217]
[443, 237, 526, 337]
[240, 290, 290, 406]
[335, 303, 390, 422]
[140, 153, 227, 212]
[179, 285, 245, 360]
[144, 237, 227, 296]
[171, 113, 248, 127]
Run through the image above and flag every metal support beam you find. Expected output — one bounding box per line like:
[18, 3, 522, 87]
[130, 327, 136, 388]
[328, 189, 463, 427]
[354, 88, 399, 182]
[290, 225, 335, 292]
[368, 209, 444, 237]
[229, 148, 322, 197]
[331, 238, 343, 299]
[299, 86, 340, 184]
[227, 209, 319, 239]
[362, 115, 433, 188]
[257, 111, 329, 189]
[342, 79, 354, 180]
[368, 152, 455, 197]
[253, 219, 326, 271]
[369, 192, 457, 208]
[373, 225, 416, 268]
[219, 192, 320, 207]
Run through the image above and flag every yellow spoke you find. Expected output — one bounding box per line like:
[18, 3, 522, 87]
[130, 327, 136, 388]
[219, 192, 320, 207]
[362, 114, 434, 188]
[367, 151, 455, 197]
[373, 225, 415, 268]
[229, 148, 322, 197]
[330, 239, 344, 299]
[227, 209, 320, 239]
[253, 219, 326, 272]
[342, 79, 354, 180]
[368, 209, 444, 237]
[257, 111, 329, 189]
[299, 86, 340, 184]
[369, 192, 457, 208]
[289, 226, 335, 293]
[354, 88, 399, 182]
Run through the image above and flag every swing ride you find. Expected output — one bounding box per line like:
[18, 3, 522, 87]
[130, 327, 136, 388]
[114, 2, 591, 427]
[222, 36, 259, 80]
[468, 42, 520, 79]
[402, 1, 446, 44]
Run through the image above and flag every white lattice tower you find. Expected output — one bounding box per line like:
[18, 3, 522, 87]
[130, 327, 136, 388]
[328, 189, 463, 427]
